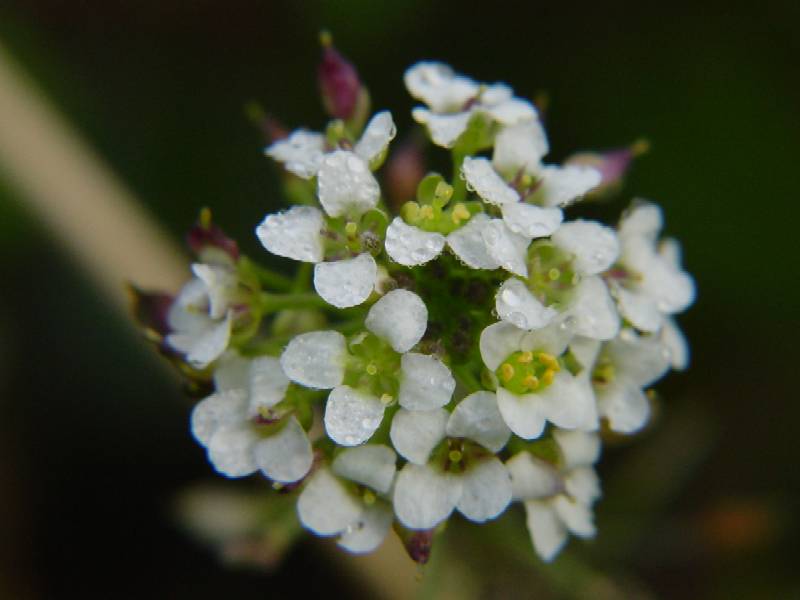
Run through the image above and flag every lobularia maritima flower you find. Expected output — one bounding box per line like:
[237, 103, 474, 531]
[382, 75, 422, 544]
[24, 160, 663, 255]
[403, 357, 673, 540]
[133, 38, 695, 565]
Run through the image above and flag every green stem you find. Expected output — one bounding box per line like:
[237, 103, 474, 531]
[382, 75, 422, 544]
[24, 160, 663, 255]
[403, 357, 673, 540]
[450, 149, 467, 203]
[252, 264, 293, 291]
[260, 291, 328, 313]
[292, 262, 312, 292]
[451, 362, 482, 394]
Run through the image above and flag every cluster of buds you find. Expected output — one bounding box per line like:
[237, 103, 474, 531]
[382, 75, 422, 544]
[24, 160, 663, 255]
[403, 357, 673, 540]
[135, 39, 694, 564]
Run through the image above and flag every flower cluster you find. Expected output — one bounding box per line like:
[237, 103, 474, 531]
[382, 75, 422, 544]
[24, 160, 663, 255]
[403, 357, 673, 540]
[134, 42, 694, 564]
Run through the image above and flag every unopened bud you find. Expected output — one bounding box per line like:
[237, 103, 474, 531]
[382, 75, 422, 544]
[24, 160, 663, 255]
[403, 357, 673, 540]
[318, 32, 362, 121]
[187, 208, 240, 262]
[566, 139, 649, 197]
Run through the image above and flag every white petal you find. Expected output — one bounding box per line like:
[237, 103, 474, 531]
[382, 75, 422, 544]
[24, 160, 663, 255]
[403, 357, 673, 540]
[495, 278, 557, 331]
[597, 379, 651, 433]
[608, 328, 671, 387]
[191, 390, 248, 446]
[568, 336, 602, 372]
[169, 311, 232, 369]
[354, 111, 396, 165]
[384, 217, 446, 266]
[502, 203, 563, 239]
[538, 373, 598, 431]
[365, 289, 428, 353]
[659, 237, 683, 269]
[317, 150, 380, 218]
[495, 387, 548, 440]
[191, 264, 236, 320]
[532, 165, 602, 207]
[614, 286, 663, 333]
[552, 429, 601, 469]
[552, 220, 620, 275]
[661, 318, 689, 370]
[640, 257, 696, 315]
[619, 201, 663, 241]
[280, 330, 347, 389]
[393, 464, 459, 529]
[524, 500, 568, 562]
[506, 452, 562, 500]
[255, 206, 325, 263]
[552, 495, 596, 538]
[248, 356, 290, 412]
[520, 318, 573, 356]
[456, 457, 512, 522]
[404, 62, 479, 112]
[481, 219, 529, 276]
[479, 320, 527, 371]
[253, 417, 313, 483]
[166, 278, 209, 333]
[461, 157, 520, 205]
[493, 120, 549, 176]
[212, 352, 251, 391]
[338, 502, 394, 554]
[390, 408, 448, 465]
[324, 385, 385, 446]
[484, 97, 537, 125]
[398, 353, 456, 410]
[446, 213, 502, 270]
[564, 467, 601, 506]
[265, 129, 325, 179]
[207, 424, 258, 477]
[314, 253, 377, 308]
[333, 444, 397, 495]
[297, 468, 363, 536]
[478, 82, 513, 106]
[446, 391, 511, 452]
[412, 108, 472, 148]
[566, 276, 620, 341]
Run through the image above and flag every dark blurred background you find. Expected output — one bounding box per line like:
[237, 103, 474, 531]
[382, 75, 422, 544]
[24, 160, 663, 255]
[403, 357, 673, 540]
[0, 1, 798, 598]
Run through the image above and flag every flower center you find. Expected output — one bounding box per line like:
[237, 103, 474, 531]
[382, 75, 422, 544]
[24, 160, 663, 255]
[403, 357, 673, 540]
[524, 241, 580, 308]
[343, 332, 401, 401]
[496, 350, 561, 394]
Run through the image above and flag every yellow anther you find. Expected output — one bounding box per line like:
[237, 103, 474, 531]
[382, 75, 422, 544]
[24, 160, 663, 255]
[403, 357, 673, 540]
[366, 363, 378, 375]
[380, 393, 394, 405]
[523, 374, 540, 390]
[199, 207, 212, 229]
[363, 489, 377, 505]
[419, 205, 435, 220]
[548, 268, 561, 281]
[542, 368, 556, 386]
[448, 450, 463, 463]
[517, 351, 533, 364]
[536, 352, 560, 370]
[345, 221, 358, 236]
[500, 363, 515, 382]
[520, 173, 534, 188]
[451, 202, 471, 224]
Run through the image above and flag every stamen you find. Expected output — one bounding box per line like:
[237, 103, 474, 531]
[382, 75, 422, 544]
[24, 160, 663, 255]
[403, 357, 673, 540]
[344, 221, 358, 236]
[517, 351, 533, 364]
[419, 205, 434, 220]
[451, 202, 470, 224]
[548, 268, 561, 281]
[366, 363, 378, 375]
[500, 363, 515, 382]
[523, 374, 540, 390]
[362, 489, 377, 505]
[448, 450, 462, 463]
[542, 369, 556, 385]
[380, 393, 394, 405]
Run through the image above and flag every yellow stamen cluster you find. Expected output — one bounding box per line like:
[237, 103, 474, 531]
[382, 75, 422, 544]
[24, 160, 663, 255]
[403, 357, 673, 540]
[451, 202, 471, 224]
[497, 350, 561, 394]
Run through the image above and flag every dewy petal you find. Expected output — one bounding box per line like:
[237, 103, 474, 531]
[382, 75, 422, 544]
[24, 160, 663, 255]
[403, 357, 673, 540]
[333, 444, 397, 495]
[552, 429, 601, 469]
[324, 385, 385, 446]
[524, 500, 568, 562]
[608, 328, 671, 387]
[493, 120, 549, 176]
[248, 356, 290, 412]
[354, 111, 396, 165]
[495, 387, 548, 440]
[384, 217, 445, 266]
[265, 129, 325, 179]
[253, 416, 313, 483]
[613, 285, 663, 333]
[398, 353, 456, 411]
[481, 219, 529, 277]
[170, 310, 232, 369]
[461, 157, 520, 206]
[393, 463, 460, 530]
[404, 62, 480, 113]
[661, 318, 689, 370]
[520, 320, 574, 359]
[564, 467, 601, 506]
[337, 502, 394, 554]
[280, 330, 347, 389]
[317, 150, 380, 218]
[446, 391, 511, 452]
[166, 278, 209, 333]
[640, 255, 696, 315]
[479, 320, 527, 371]
[552, 220, 620, 275]
[507, 452, 562, 500]
[255, 206, 325, 263]
[297, 468, 363, 536]
[212, 352, 251, 392]
[191, 264, 236, 320]
[531, 165, 602, 207]
[568, 336, 602, 372]
[446, 213, 502, 270]
[207, 424, 259, 477]
[597, 379, 651, 434]
[457, 457, 512, 522]
[365, 289, 428, 353]
[191, 390, 248, 446]
[390, 408, 448, 465]
[501, 203, 563, 239]
[314, 253, 377, 309]
[537, 372, 598, 432]
[495, 278, 557, 331]
[619, 201, 663, 242]
[566, 276, 620, 341]
[412, 108, 472, 148]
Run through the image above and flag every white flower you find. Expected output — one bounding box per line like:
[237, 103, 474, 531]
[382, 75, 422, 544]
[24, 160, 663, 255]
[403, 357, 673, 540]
[280, 289, 455, 446]
[592, 328, 671, 433]
[297, 444, 396, 553]
[506, 429, 601, 561]
[191, 353, 313, 483]
[479, 320, 598, 439]
[405, 62, 537, 148]
[391, 391, 513, 529]
[166, 263, 238, 369]
[608, 202, 696, 332]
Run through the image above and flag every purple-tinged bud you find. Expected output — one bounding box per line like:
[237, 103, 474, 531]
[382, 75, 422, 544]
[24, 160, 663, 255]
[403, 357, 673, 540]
[385, 136, 425, 212]
[318, 32, 362, 121]
[394, 524, 435, 564]
[128, 284, 174, 340]
[187, 208, 240, 262]
[566, 139, 650, 196]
